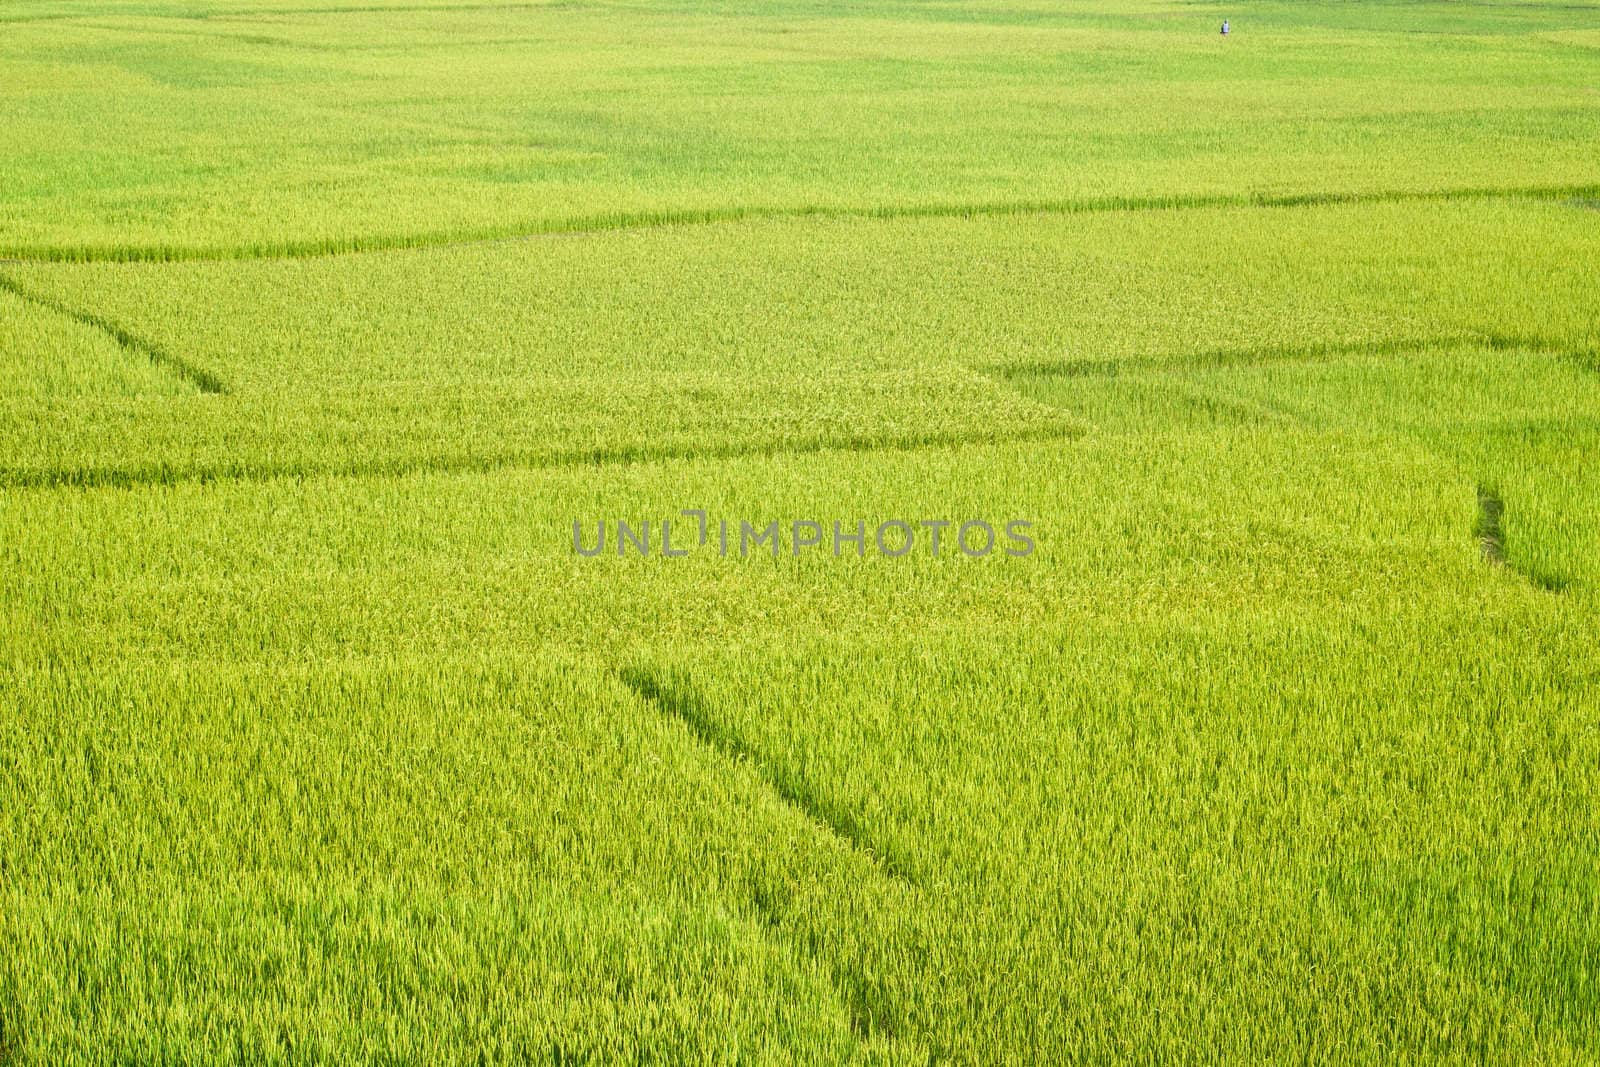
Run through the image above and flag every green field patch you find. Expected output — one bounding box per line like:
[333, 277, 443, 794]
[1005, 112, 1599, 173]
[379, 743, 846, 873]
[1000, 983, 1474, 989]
[12, 422, 1591, 1056]
[0, 369, 1079, 489]
[0, 430, 1515, 666]
[623, 619, 1600, 1058]
[0, 656, 920, 1061]
[0, 286, 198, 399]
[12, 199, 1599, 398]
[0, 274, 224, 393]
[620, 665, 919, 890]
[7, 182, 1600, 265]
[3, 0, 1599, 256]
[1003, 341, 1600, 593]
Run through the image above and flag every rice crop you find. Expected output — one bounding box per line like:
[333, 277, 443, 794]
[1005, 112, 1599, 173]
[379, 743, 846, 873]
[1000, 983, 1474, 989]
[3, 0, 1599, 1062]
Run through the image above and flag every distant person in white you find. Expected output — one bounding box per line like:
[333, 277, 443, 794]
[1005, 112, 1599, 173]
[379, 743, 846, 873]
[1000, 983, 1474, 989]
[1221, 19, 1230, 34]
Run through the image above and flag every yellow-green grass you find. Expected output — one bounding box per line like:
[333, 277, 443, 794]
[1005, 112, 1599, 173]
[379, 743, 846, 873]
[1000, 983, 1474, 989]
[2, 198, 1596, 489]
[0, 287, 192, 399]
[5, 0, 1600, 1061]
[3, 0, 1600, 258]
[4, 429, 1598, 1059]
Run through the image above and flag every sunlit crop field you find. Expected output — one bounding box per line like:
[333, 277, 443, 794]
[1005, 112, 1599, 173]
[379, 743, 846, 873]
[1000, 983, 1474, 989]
[3, 0, 1599, 1061]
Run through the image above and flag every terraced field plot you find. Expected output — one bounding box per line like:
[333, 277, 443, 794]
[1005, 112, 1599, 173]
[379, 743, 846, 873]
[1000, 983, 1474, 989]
[3, 0, 1599, 1061]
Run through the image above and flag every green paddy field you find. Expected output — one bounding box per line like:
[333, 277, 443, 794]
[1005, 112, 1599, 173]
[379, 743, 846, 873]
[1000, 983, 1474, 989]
[2, 0, 1598, 1060]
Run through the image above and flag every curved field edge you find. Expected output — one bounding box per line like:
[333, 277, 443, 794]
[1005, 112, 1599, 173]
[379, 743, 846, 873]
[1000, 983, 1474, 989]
[2, 183, 1597, 264]
[0, 370, 1083, 489]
